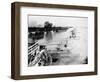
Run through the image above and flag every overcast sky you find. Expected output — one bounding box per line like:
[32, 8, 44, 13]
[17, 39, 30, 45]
[28, 15, 88, 28]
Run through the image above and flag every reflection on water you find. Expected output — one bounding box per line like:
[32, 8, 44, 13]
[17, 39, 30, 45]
[38, 30, 70, 45]
[45, 31, 53, 43]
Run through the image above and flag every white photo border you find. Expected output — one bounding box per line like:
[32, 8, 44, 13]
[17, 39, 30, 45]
[20, 6, 95, 75]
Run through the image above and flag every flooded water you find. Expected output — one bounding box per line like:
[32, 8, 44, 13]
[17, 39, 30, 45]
[37, 27, 88, 65]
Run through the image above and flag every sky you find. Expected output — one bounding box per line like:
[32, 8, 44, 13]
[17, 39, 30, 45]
[28, 15, 88, 28]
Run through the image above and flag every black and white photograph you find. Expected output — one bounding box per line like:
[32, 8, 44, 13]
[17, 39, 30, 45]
[28, 15, 88, 67]
[11, 2, 97, 79]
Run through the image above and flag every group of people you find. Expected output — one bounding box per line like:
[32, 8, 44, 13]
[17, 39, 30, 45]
[28, 45, 52, 66]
